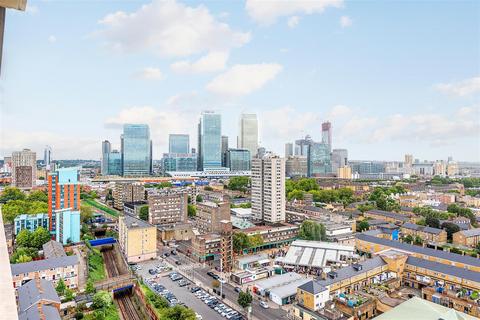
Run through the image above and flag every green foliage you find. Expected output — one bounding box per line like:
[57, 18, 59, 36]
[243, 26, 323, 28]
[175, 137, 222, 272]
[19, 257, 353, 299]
[88, 248, 106, 282]
[414, 235, 423, 245]
[465, 189, 480, 197]
[248, 234, 264, 248]
[31, 227, 51, 248]
[92, 291, 113, 309]
[159, 305, 196, 320]
[80, 205, 94, 223]
[425, 215, 440, 229]
[2, 200, 48, 223]
[16, 229, 32, 247]
[82, 199, 118, 217]
[228, 176, 250, 192]
[10, 247, 38, 264]
[56, 278, 66, 295]
[287, 189, 304, 201]
[204, 186, 214, 191]
[187, 204, 196, 217]
[450, 247, 463, 254]
[357, 203, 375, 213]
[404, 234, 414, 244]
[413, 207, 453, 220]
[139, 205, 149, 221]
[230, 202, 252, 208]
[441, 222, 461, 242]
[368, 187, 400, 212]
[357, 220, 370, 232]
[447, 204, 476, 226]
[238, 290, 253, 309]
[85, 279, 96, 294]
[476, 242, 480, 254]
[298, 220, 326, 241]
[0, 187, 26, 203]
[26, 190, 48, 203]
[233, 232, 250, 252]
[416, 218, 426, 226]
[196, 195, 203, 202]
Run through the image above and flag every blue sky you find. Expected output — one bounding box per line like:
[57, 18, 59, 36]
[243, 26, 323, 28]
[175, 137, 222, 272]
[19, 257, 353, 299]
[0, 0, 479, 161]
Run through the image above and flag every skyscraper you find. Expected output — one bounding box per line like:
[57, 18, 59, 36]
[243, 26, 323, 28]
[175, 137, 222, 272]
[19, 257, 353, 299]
[285, 143, 293, 157]
[44, 145, 52, 169]
[101, 140, 111, 175]
[121, 124, 152, 176]
[48, 167, 80, 233]
[251, 154, 285, 223]
[221, 135, 229, 167]
[169, 134, 190, 154]
[226, 149, 251, 171]
[321, 121, 332, 152]
[107, 150, 122, 176]
[197, 111, 222, 171]
[12, 149, 36, 189]
[237, 113, 258, 158]
[295, 135, 313, 156]
[307, 142, 331, 177]
[331, 149, 348, 173]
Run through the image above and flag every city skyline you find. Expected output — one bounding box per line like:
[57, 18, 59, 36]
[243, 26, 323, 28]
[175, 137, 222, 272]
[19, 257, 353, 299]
[0, 0, 479, 161]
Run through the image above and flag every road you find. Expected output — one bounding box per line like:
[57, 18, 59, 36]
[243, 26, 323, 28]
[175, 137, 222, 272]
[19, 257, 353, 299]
[159, 247, 290, 320]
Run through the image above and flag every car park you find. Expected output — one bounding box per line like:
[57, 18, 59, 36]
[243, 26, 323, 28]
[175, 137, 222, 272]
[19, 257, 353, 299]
[148, 269, 156, 275]
[190, 286, 201, 293]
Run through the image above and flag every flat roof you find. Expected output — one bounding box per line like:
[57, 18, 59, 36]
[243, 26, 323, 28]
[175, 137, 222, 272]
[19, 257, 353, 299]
[237, 253, 268, 265]
[269, 278, 311, 299]
[356, 233, 480, 267]
[254, 272, 305, 291]
[373, 296, 476, 320]
[11, 255, 79, 276]
[281, 240, 355, 268]
[122, 214, 154, 229]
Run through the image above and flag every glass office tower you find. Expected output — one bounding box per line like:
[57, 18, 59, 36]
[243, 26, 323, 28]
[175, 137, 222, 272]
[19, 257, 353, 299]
[226, 149, 251, 171]
[107, 150, 122, 175]
[169, 134, 190, 154]
[307, 142, 331, 177]
[198, 111, 222, 170]
[122, 124, 152, 176]
[238, 113, 258, 158]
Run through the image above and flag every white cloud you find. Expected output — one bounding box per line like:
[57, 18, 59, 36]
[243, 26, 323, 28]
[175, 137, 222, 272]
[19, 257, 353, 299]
[96, 0, 250, 57]
[328, 105, 352, 118]
[133, 67, 164, 80]
[287, 16, 300, 28]
[340, 15, 352, 28]
[434, 76, 480, 96]
[206, 63, 283, 97]
[26, 4, 38, 15]
[104, 106, 196, 157]
[245, 0, 343, 25]
[48, 35, 57, 43]
[171, 51, 229, 74]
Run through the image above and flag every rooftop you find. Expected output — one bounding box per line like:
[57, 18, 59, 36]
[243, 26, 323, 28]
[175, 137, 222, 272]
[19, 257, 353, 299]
[11, 255, 79, 276]
[237, 253, 268, 265]
[401, 222, 444, 235]
[366, 210, 410, 222]
[18, 304, 61, 320]
[372, 296, 476, 320]
[406, 256, 480, 283]
[17, 279, 60, 313]
[255, 272, 305, 291]
[457, 228, 480, 237]
[122, 214, 154, 229]
[42, 240, 66, 259]
[356, 233, 480, 267]
[297, 280, 327, 295]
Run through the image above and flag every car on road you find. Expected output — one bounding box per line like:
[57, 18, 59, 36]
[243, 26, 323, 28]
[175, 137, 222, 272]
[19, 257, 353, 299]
[218, 278, 226, 284]
[207, 271, 216, 278]
[195, 313, 203, 320]
[259, 301, 269, 309]
[175, 260, 182, 265]
[234, 287, 242, 293]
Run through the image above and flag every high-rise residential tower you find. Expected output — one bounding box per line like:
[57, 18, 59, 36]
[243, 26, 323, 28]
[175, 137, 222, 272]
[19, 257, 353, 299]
[321, 121, 332, 152]
[251, 154, 286, 223]
[48, 167, 81, 233]
[121, 124, 152, 176]
[12, 149, 36, 189]
[197, 111, 222, 171]
[285, 143, 293, 157]
[101, 140, 111, 175]
[44, 145, 52, 169]
[237, 113, 258, 158]
[169, 134, 190, 154]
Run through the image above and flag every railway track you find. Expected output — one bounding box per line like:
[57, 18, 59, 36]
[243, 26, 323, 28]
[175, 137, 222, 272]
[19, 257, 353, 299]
[103, 248, 121, 278]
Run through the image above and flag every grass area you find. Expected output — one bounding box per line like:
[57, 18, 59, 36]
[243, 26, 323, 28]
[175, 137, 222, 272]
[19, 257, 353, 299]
[140, 284, 196, 319]
[84, 304, 120, 320]
[88, 247, 106, 282]
[82, 198, 119, 217]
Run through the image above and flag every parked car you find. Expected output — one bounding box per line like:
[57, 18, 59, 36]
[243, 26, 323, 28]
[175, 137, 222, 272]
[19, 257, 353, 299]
[234, 287, 242, 293]
[148, 269, 156, 275]
[190, 286, 201, 293]
[207, 271, 216, 278]
[171, 250, 177, 255]
[259, 301, 269, 309]
[175, 260, 182, 265]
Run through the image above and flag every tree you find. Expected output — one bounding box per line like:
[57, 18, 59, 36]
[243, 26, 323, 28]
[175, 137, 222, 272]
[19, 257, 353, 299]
[31, 227, 51, 248]
[28, 201, 48, 214]
[10, 247, 38, 264]
[56, 278, 66, 296]
[425, 215, 440, 229]
[441, 222, 461, 242]
[92, 291, 112, 309]
[139, 206, 149, 221]
[357, 220, 370, 232]
[298, 220, 326, 241]
[233, 232, 250, 253]
[248, 234, 264, 248]
[414, 235, 423, 245]
[64, 288, 74, 302]
[0, 187, 25, 203]
[16, 254, 33, 263]
[26, 190, 48, 203]
[357, 203, 375, 213]
[16, 229, 32, 247]
[238, 290, 253, 309]
[80, 205, 94, 223]
[228, 176, 250, 192]
[476, 242, 480, 254]
[85, 279, 95, 294]
[404, 234, 414, 244]
[212, 279, 220, 288]
[187, 204, 196, 218]
[287, 190, 304, 201]
[159, 305, 196, 320]
[196, 195, 203, 202]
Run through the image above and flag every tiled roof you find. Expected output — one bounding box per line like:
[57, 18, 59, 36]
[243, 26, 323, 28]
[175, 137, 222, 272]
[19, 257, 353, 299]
[402, 223, 443, 235]
[297, 281, 327, 295]
[406, 256, 480, 283]
[17, 279, 60, 313]
[19, 304, 61, 320]
[457, 228, 480, 237]
[11, 255, 79, 276]
[356, 233, 480, 267]
[366, 210, 410, 222]
[42, 240, 66, 259]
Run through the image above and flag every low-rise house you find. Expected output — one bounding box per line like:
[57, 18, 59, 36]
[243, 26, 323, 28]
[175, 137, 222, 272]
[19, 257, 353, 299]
[17, 278, 61, 320]
[42, 240, 66, 259]
[364, 209, 413, 225]
[400, 222, 447, 244]
[11, 255, 79, 289]
[453, 228, 480, 248]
